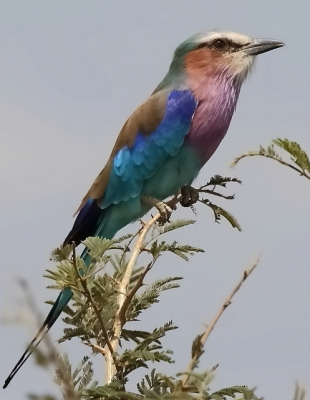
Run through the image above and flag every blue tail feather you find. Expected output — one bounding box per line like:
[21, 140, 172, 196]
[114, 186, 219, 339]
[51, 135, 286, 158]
[3, 200, 107, 388]
[63, 199, 104, 246]
[3, 287, 75, 388]
[44, 287, 74, 329]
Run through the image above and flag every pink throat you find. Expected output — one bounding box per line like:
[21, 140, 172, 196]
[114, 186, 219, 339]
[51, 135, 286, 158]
[186, 73, 241, 165]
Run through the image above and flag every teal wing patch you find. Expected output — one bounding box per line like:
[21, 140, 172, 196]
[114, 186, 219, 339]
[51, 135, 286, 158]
[99, 90, 197, 208]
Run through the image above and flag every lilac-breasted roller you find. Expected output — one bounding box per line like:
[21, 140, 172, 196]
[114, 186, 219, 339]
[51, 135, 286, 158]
[4, 31, 283, 388]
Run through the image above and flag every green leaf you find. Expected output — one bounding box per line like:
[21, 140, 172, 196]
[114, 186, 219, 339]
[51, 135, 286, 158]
[203, 175, 242, 188]
[82, 237, 115, 261]
[201, 200, 241, 231]
[152, 219, 196, 237]
[50, 244, 73, 262]
[149, 240, 204, 262]
[84, 381, 124, 399]
[273, 138, 310, 173]
[207, 385, 261, 400]
[128, 278, 182, 319]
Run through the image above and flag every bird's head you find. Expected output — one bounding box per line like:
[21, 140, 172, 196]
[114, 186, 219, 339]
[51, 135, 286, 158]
[167, 31, 284, 89]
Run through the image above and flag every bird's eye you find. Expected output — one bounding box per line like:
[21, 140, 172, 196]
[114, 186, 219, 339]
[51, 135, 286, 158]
[212, 39, 227, 50]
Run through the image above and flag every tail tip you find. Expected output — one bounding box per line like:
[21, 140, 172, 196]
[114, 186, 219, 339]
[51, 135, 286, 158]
[3, 376, 11, 389]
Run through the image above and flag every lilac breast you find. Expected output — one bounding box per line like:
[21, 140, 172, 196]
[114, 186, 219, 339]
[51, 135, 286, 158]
[186, 77, 241, 166]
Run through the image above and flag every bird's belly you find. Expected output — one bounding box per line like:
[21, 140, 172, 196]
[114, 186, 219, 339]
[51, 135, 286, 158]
[142, 144, 201, 200]
[99, 145, 201, 239]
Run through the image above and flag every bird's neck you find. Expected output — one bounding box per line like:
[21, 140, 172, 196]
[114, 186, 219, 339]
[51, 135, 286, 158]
[186, 71, 242, 165]
[153, 55, 243, 96]
[187, 66, 241, 100]
[152, 56, 189, 94]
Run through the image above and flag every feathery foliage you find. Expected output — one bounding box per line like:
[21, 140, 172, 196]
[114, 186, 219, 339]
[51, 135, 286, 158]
[273, 139, 310, 173]
[232, 138, 310, 182]
[198, 175, 242, 231]
[19, 172, 301, 400]
[200, 199, 241, 231]
[42, 219, 206, 390]
[54, 354, 98, 396]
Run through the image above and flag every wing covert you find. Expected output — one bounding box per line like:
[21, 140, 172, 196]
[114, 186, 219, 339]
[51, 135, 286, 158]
[99, 90, 197, 208]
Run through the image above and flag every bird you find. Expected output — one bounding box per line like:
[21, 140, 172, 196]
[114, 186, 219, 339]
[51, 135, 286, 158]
[3, 30, 283, 388]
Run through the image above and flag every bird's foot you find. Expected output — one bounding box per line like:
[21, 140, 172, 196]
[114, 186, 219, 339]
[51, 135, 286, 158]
[180, 185, 199, 207]
[142, 196, 173, 225]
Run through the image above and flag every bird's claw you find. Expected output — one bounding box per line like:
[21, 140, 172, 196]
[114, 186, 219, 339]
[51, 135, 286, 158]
[142, 196, 172, 225]
[180, 185, 199, 207]
[156, 201, 172, 225]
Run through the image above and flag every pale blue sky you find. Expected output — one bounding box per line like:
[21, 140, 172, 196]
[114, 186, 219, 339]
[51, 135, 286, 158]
[1, 1, 310, 399]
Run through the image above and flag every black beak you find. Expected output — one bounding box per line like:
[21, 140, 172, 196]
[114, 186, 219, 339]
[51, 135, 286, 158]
[243, 39, 284, 56]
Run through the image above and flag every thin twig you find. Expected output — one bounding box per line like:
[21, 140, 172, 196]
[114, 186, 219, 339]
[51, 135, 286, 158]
[85, 265, 105, 280]
[106, 214, 161, 382]
[210, 363, 219, 372]
[120, 230, 140, 264]
[118, 262, 153, 322]
[232, 152, 310, 181]
[199, 189, 235, 200]
[83, 341, 107, 356]
[292, 383, 307, 400]
[71, 244, 115, 360]
[199, 177, 242, 190]
[182, 256, 260, 387]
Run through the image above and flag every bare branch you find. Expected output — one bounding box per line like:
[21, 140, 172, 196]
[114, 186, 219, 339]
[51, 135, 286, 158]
[120, 229, 140, 264]
[293, 383, 307, 400]
[106, 214, 161, 382]
[106, 194, 183, 383]
[199, 189, 235, 200]
[83, 341, 107, 356]
[118, 262, 153, 322]
[232, 151, 310, 181]
[182, 256, 260, 387]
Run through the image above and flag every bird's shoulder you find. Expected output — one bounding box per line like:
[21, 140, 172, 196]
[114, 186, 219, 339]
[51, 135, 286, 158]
[111, 89, 169, 156]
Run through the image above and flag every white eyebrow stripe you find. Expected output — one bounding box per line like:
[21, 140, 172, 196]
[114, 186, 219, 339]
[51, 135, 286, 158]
[197, 31, 252, 46]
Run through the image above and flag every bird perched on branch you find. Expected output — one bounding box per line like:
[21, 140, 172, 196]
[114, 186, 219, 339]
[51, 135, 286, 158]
[4, 30, 283, 388]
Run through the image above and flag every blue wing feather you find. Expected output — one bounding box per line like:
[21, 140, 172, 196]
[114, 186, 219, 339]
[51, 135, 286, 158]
[99, 90, 197, 209]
